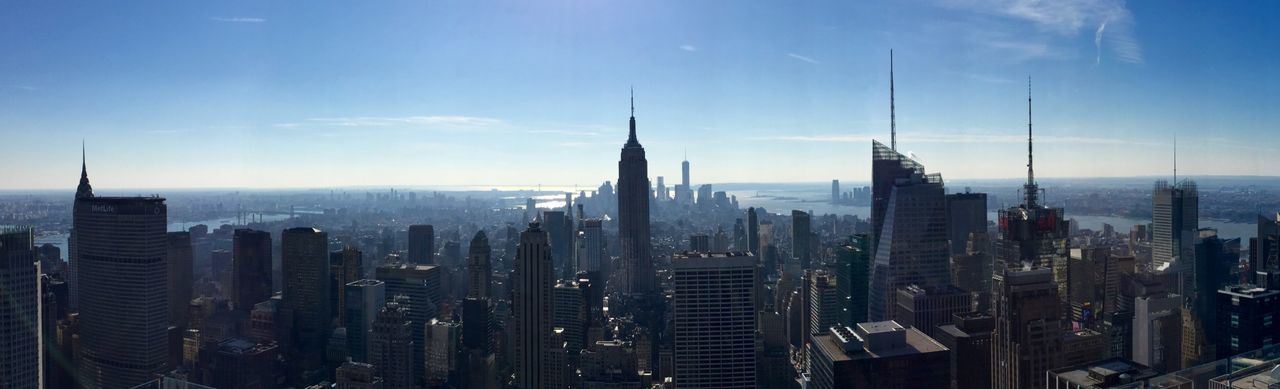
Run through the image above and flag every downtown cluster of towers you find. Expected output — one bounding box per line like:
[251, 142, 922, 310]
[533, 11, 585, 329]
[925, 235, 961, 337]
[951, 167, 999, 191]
[2, 52, 1280, 389]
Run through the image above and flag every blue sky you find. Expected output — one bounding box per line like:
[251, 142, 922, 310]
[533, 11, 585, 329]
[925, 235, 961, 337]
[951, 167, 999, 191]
[1, 0, 1277, 190]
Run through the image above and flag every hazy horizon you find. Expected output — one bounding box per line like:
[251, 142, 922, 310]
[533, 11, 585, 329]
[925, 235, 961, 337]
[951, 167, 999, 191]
[6, 174, 1280, 193]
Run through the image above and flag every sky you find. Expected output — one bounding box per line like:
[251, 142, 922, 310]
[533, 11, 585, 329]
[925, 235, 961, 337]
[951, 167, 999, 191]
[1, 0, 1278, 190]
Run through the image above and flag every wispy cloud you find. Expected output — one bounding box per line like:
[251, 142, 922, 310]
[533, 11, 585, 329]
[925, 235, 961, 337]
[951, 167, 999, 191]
[966, 73, 1015, 84]
[276, 115, 504, 130]
[529, 129, 604, 137]
[145, 129, 189, 134]
[936, 0, 1142, 64]
[209, 17, 266, 23]
[753, 132, 1158, 146]
[557, 141, 597, 148]
[679, 44, 698, 52]
[11, 85, 39, 91]
[787, 53, 820, 64]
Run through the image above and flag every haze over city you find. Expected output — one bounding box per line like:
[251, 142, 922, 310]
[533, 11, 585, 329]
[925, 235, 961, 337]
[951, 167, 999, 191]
[3, 0, 1279, 189]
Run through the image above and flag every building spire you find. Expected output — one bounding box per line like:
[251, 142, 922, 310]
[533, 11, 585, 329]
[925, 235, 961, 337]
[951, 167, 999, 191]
[1024, 75, 1038, 208]
[890, 49, 897, 151]
[76, 140, 94, 199]
[1173, 133, 1178, 184]
[626, 87, 639, 146]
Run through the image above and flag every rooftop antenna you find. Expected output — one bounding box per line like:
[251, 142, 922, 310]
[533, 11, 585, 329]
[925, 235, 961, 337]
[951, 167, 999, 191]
[1024, 75, 1039, 208]
[627, 87, 638, 145]
[890, 49, 897, 151]
[1173, 133, 1178, 184]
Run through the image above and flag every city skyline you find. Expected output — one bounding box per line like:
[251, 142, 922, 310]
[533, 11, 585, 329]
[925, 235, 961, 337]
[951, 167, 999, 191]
[3, 1, 1280, 189]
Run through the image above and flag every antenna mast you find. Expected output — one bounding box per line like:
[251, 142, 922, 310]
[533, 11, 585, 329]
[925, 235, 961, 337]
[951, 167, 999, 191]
[890, 49, 897, 151]
[1024, 76, 1039, 208]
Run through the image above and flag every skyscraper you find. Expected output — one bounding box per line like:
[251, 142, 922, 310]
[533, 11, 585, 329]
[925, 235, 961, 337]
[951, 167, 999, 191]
[375, 262, 441, 383]
[553, 280, 588, 355]
[992, 80, 1070, 320]
[281, 227, 331, 385]
[809, 270, 840, 336]
[232, 229, 272, 313]
[461, 297, 493, 353]
[72, 153, 171, 389]
[513, 222, 554, 389]
[870, 52, 916, 256]
[935, 312, 994, 389]
[408, 224, 435, 264]
[952, 231, 994, 312]
[1250, 214, 1280, 287]
[894, 284, 971, 339]
[467, 231, 493, 299]
[368, 297, 414, 389]
[331, 246, 363, 327]
[424, 319, 461, 385]
[576, 219, 604, 274]
[836, 235, 871, 326]
[672, 252, 757, 388]
[1152, 179, 1199, 296]
[1184, 229, 1236, 367]
[1214, 285, 1279, 358]
[335, 361, 384, 389]
[793, 210, 813, 268]
[807, 321, 951, 389]
[617, 91, 655, 296]
[682, 157, 690, 193]
[167, 231, 193, 329]
[688, 233, 710, 253]
[867, 140, 950, 321]
[543, 210, 574, 278]
[345, 279, 385, 363]
[1131, 293, 1182, 373]
[0, 227, 39, 388]
[945, 191, 987, 257]
[747, 208, 760, 256]
[831, 179, 840, 204]
[991, 267, 1062, 389]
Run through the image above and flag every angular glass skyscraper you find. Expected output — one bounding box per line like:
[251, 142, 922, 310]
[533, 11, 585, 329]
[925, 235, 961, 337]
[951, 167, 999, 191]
[867, 140, 950, 321]
[72, 155, 170, 389]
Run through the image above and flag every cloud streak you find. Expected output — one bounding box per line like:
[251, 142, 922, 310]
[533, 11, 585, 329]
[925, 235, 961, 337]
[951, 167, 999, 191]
[275, 115, 504, 130]
[529, 129, 604, 137]
[937, 0, 1143, 64]
[680, 44, 698, 52]
[209, 17, 266, 23]
[787, 53, 820, 64]
[754, 132, 1158, 146]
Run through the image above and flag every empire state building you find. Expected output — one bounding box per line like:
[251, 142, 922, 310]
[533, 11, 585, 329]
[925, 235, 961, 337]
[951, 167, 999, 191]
[617, 92, 655, 295]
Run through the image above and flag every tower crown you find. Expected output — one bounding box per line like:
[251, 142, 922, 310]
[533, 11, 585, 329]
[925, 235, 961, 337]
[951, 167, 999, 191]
[625, 88, 641, 148]
[76, 142, 94, 199]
